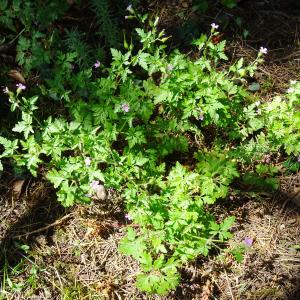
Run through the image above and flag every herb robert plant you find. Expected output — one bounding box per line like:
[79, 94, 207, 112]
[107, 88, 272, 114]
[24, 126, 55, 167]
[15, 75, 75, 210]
[1, 14, 300, 294]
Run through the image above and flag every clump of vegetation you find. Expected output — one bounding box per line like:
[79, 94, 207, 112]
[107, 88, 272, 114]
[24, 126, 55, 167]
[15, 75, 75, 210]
[194, 0, 239, 11]
[1, 3, 300, 296]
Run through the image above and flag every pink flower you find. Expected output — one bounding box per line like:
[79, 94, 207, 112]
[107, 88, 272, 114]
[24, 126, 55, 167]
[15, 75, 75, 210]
[16, 83, 26, 90]
[90, 180, 101, 190]
[85, 157, 91, 166]
[125, 213, 132, 221]
[297, 156, 300, 163]
[121, 103, 130, 113]
[94, 60, 101, 68]
[211, 23, 219, 30]
[259, 47, 268, 55]
[244, 237, 253, 247]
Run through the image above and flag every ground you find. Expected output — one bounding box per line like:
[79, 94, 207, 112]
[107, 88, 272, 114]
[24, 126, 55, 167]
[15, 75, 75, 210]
[0, 0, 300, 299]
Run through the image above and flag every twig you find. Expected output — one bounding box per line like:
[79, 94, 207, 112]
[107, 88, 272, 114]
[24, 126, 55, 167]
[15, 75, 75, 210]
[15, 213, 74, 238]
[224, 269, 235, 300]
[0, 28, 25, 53]
[272, 51, 300, 63]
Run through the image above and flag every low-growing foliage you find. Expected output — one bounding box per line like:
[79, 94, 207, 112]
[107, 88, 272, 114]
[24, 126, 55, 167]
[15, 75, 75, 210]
[0, 243, 41, 297]
[0, 0, 127, 81]
[193, 0, 238, 12]
[1, 6, 300, 295]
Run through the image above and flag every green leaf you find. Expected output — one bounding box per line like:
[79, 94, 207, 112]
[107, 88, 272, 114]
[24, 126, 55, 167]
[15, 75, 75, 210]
[119, 229, 147, 261]
[220, 216, 235, 232]
[220, 0, 237, 8]
[12, 113, 33, 139]
[193, 0, 208, 12]
[140, 252, 153, 272]
[125, 126, 147, 148]
[91, 170, 105, 183]
[153, 255, 165, 270]
[230, 245, 245, 263]
[47, 169, 65, 188]
[136, 273, 155, 293]
[0, 137, 19, 155]
[137, 52, 150, 70]
[111, 48, 122, 62]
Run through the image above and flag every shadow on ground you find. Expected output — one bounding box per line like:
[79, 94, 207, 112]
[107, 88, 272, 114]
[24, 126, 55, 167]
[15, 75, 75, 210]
[0, 172, 67, 282]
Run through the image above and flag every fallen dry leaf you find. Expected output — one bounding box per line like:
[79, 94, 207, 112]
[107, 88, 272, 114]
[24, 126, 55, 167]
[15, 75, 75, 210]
[8, 69, 26, 84]
[12, 179, 25, 198]
[94, 184, 107, 201]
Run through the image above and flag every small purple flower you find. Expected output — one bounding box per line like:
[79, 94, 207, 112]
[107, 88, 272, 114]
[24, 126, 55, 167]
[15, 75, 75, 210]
[125, 213, 132, 221]
[121, 103, 130, 113]
[297, 155, 300, 163]
[90, 180, 101, 191]
[259, 47, 268, 55]
[85, 157, 91, 167]
[265, 157, 271, 164]
[3, 87, 9, 94]
[244, 237, 253, 247]
[211, 23, 219, 30]
[16, 83, 26, 90]
[287, 87, 295, 94]
[94, 60, 101, 68]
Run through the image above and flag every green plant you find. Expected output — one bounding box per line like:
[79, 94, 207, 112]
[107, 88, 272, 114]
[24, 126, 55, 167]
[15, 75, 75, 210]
[0, 0, 130, 83]
[1, 8, 300, 294]
[0, 0, 69, 76]
[0, 244, 41, 298]
[193, 0, 238, 12]
[91, 0, 120, 48]
[220, 0, 238, 8]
